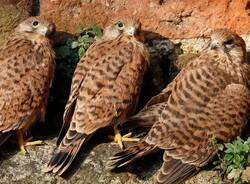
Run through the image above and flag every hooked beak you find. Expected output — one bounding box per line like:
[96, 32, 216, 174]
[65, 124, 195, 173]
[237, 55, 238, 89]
[126, 26, 137, 36]
[210, 41, 220, 50]
[39, 23, 55, 37]
[125, 22, 141, 36]
[39, 26, 49, 36]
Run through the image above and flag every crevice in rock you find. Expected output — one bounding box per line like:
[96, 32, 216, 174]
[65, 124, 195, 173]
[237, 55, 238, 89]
[32, 0, 40, 16]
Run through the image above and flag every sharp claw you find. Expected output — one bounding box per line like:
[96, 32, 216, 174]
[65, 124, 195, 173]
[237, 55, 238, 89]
[114, 133, 124, 149]
[20, 146, 27, 155]
[25, 140, 44, 146]
[123, 132, 132, 138]
[118, 139, 124, 149]
[110, 131, 140, 149]
[17, 130, 44, 154]
[122, 137, 140, 142]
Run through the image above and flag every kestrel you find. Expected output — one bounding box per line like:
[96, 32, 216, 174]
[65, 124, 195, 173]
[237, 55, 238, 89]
[45, 18, 149, 175]
[108, 29, 250, 184]
[0, 17, 56, 154]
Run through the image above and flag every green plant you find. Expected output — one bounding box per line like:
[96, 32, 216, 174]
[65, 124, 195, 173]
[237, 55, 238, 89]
[214, 137, 250, 184]
[72, 25, 103, 58]
[54, 25, 103, 79]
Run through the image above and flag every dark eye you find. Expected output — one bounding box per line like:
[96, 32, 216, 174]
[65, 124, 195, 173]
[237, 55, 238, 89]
[32, 20, 39, 27]
[224, 39, 234, 47]
[117, 21, 124, 28]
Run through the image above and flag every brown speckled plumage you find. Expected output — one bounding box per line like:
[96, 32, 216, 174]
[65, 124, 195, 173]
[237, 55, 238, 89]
[0, 17, 55, 148]
[108, 29, 250, 184]
[45, 18, 149, 175]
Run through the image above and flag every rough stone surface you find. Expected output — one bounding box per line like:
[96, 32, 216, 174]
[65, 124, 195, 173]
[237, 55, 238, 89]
[242, 166, 250, 183]
[0, 0, 33, 41]
[41, 0, 250, 39]
[0, 137, 222, 184]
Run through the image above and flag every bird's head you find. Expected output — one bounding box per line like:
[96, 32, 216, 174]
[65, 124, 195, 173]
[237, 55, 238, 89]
[102, 18, 142, 40]
[208, 29, 247, 63]
[15, 16, 56, 37]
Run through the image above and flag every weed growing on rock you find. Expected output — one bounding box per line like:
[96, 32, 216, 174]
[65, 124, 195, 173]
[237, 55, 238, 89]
[213, 137, 250, 184]
[55, 25, 103, 78]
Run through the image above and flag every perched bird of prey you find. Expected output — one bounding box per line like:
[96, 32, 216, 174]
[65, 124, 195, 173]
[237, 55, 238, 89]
[45, 18, 149, 175]
[0, 17, 56, 154]
[108, 29, 250, 184]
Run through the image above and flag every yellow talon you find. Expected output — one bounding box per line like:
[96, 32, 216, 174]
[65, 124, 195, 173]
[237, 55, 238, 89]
[20, 144, 27, 155]
[109, 131, 140, 149]
[25, 140, 43, 146]
[17, 130, 43, 154]
[123, 132, 132, 138]
[114, 133, 124, 149]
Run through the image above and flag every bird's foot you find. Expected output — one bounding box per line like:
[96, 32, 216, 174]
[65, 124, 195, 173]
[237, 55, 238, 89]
[109, 132, 140, 149]
[17, 131, 43, 155]
[20, 140, 44, 155]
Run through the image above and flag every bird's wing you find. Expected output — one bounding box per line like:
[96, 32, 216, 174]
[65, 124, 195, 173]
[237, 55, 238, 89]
[0, 35, 55, 133]
[58, 41, 109, 143]
[155, 83, 250, 184]
[144, 85, 173, 107]
[72, 37, 148, 134]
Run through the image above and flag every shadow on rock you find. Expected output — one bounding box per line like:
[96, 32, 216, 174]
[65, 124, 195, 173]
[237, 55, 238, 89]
[138, 31, 183, 110]
[111, 150, 164, 182]
[59, 127, 114, 178]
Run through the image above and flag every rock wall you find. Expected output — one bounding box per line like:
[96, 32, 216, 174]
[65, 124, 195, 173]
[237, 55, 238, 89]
[41, 0, 250, 39]
[0, 0, 33, 40]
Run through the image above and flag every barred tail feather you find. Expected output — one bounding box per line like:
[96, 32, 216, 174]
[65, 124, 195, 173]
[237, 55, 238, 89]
[45, 130, 90, 175]
[107, 141, 157, 170]
[156, 153, 199, 184]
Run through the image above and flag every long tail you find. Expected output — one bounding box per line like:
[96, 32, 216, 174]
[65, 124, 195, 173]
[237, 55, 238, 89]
[0, 132, 12, 146]
[156, 152, 199, 184]
[107, 140, 158, 170]
[45, 128, 91, 175]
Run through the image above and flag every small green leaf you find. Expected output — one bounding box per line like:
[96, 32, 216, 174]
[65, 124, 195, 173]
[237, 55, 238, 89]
[71, 41, 79, 49]
[225, 143, 234, 152]
[78, 47, 85, 58]
[217, 143, 224, 151]
[247, 154, 250, 164]
[224, 153, 234, 161]
[242, 143, 249, 152]
[247, 137, 250, 143]
[226, 165, 234, 174]
[233, 154, 242, 166]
